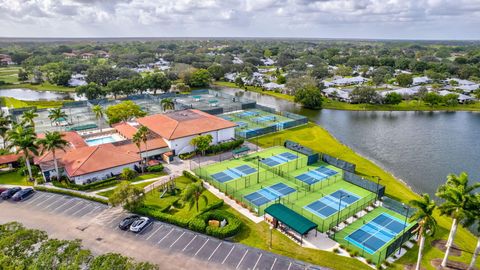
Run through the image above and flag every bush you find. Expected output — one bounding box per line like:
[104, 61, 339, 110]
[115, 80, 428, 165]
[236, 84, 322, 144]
[199, 200, 224, 214]
[134, 205, 190, 228]
[188, 217, 207, 233]
[366, 258, 372, 265]
[179, 152, 196, 160]
[183, 170, 200, 182]
[52, 177, 117, 191]
[198, 210, 242, 239]
[120, 168, 137, 181]
[333, 248, 340, 253]
[147, 164, 164, 172]
[205, 139, 244, 155]
[34, 186, 109, 204]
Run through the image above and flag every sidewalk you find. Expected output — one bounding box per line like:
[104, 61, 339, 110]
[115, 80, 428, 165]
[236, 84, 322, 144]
[38, 183, 108, 200]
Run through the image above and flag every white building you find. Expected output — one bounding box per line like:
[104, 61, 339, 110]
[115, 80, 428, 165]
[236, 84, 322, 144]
[381, 86, 423, 97]
[262, 82, 285, 90]
[322, 87, 351, 102]
[412, 76, 431, 86]
[68, 74, 87, 87]
[437, 90, 475, 103]
[323, 76, 367, 87]
[137, 109, 237, 155]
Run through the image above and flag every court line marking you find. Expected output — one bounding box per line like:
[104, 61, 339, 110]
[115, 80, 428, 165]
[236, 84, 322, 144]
[157, 228, 174, 245]
[236, 250, 248, 269]
[287, 262, 292, 270]
[170, 231, 186, 248]
[222, 245, 235, 264]
[207, 242, 222, 261]
[253, 253, 262, 270]
[270, 258, 277, 270]
[145, 225, 163, 240]
[181, 235, 197, 251]
[194, 238, 209, 256]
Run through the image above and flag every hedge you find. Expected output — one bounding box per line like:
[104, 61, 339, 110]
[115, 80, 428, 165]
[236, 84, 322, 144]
[178, 152, 196, 160]
[52, 177, 118, 191]
[199, 210, 242, 238]
[199, 200, 224, 214]
[205, 139, 244, 155]
[34, 186, 109, 204]
[147, 164, 164, 172]
[134, 205, 190, 228]
[182, 170, 200, 182]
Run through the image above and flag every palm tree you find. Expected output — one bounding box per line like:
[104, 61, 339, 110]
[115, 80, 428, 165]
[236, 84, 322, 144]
[463, 194, 480, 270]
[132, 126, 149, 173]
[160, 98, 175, 112]
[409, 194, 437, 270]
[0, 111, 12, 149]
[92, 105, 104, 132]
[7, 125, 39, 183]
[21, 109, 38, 128]
[48, 108, 68, 126]
[37, 131, 68, 181]
[436, 172, 480, 267]
[132, 132, 144, 174]
[182, 183, 208, 212]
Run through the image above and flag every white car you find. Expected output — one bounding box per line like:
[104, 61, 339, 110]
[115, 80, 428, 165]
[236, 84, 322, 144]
[129, 217, 152, 233]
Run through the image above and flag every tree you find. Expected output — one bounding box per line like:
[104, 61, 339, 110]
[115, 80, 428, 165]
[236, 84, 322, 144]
[7, 125, 38, 182]
[409, 194, 437, 270]
[120, 168, 137, 181]
[144, 72, 171, 95]
[294, 85, 323, 109]
[335, 65, 353, 77]
[132, 126, 149, 173]
[86, 65, 117, 86]
[443, 93, 459, 107]
[174, 82, 190, 92]
[160, 98, 175, 111]
[48, 108, 68, 126]
[207, 64, 225, 80]
[182, 183, 208, 212]
[56, 70, 72, 86]
[76, 82, 105, 100]
[384, 92, 403, 105]
[105, 100, 146, 124]
[423, 92, 442, 107]
[310, 65, 329, 80]
[436, 172, 480, 267]
[234, 77, 244, 87]
[18, 69, 28, 82]
[188, 69, 211, 87]
[190, 134, 213, 156]
[21, 109, 38, 128]
[285, 76, 318, 95]
[106, 79, 134, 99]
[37, 131, 68, 180]
[349, 87, 381, 104]
[276, 75, 286, 84]
[463, 194, 480, 270]
[109, 181, 145, 211]
[92, 105, 104, 132]
[396, 73, 413, 87]
[0, 110, 12, 149]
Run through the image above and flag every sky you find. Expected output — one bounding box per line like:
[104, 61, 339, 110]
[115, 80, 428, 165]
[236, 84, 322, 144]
[0, 0, 480, 40]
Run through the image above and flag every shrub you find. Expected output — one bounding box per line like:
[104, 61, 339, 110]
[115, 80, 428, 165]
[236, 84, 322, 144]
[34, 186, 109, 204]
[179, 152, 196, 160]
[339, 244, 346, 249]
[188, 217, 207, 233]
[376, 264, 382, 270]
[353, 251, 359, 257]
[366, 258, 372, 264]
[197, 210, 242, 239]
[199, 200, 224, 214]
[134, 205, 190, 228]
[120, 168, 137, 181]
[147, 164, 164, 172]
[52, 177, 117, 191]
[205, 139, 244, 155]
[182, 170, 200, 182]
[333, 248, 340, 253]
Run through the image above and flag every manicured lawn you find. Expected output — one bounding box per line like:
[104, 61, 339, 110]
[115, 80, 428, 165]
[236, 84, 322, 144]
[0, 97, 66, 109]
[0, 82, 75, 92]
[0, 67, 20, 84]
[131, 172, 166, 182]
[251, 123, 479, 269]
[97, 179, 160, 198]
[213, 81, 295, 102]
[0, 170, 33, 186]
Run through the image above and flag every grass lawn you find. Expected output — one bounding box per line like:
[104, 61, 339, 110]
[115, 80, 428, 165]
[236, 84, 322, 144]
[251, 123, 479, 269]
[0, 67, 20, 84]
[131, 172, 166, 182]
[97, 180, 159, 198]
[0, 82, 75, 92]
[0, 97, 65, 109]
[0, 170, 33, 186]
[213, 81, 295, 102]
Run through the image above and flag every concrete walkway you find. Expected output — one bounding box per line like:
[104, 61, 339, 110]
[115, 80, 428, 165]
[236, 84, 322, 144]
[38, 183, 108, 200]
[92, 178, 160, 194]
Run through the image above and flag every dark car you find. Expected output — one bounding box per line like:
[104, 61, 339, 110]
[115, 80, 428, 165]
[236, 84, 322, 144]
[118, 215, 140, 230]
[129, 217, 152, 233]
[0, 187, 21, 200]
[0, 186, 8, 194]
[12, 188, 34, 201]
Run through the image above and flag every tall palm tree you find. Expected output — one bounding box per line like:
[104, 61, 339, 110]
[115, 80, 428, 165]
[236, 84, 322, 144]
[409, 194, 437, 270]
[37, 131, 68, 181]
[92, 105, 104, 132]
[160, 98, 175, 112]
[7, 125, 39, 183]
[48, 108, 68, 126]
[0, 111, 12, 149]
[132, 132, 144, 174]
[182, 183, 208, 212]
[21, 109, 38, 128]
[463, 194, 480, 270]
[436, 172, 480, 267]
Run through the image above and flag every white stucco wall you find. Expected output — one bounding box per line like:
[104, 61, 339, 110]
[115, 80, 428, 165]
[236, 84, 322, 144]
[167, 127, 235, 155]
[71, 162, 140, 185]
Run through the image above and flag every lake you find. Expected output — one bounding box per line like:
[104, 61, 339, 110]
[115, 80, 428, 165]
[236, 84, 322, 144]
[220, 87, 480, 196]
[0, 88, 78, 101]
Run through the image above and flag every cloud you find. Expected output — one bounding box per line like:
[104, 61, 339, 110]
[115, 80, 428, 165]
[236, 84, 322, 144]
[0, 0, 479, 39]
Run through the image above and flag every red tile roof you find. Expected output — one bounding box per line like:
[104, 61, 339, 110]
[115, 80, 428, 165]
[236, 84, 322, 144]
[113, 122, 138, 139]
[62, 144, 140, 177]
[34, 131, 87, 164]
[0, 153, 21, 165]
[137, 109, 236, 140]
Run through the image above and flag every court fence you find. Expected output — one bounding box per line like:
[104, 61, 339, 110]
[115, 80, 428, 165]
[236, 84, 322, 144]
[343, 171, 386, 199]
[382, 196, 416, 218]
[284, 140, 319, 165]
[321, 154, 356, 173]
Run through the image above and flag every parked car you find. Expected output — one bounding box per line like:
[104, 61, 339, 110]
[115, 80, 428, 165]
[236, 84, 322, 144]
[129, 217, 152, 233]
[118, 215, 140, 230]
[0, 187, 21, 200]
[0, 186, 8, 194]
[12, 188, 34, 201]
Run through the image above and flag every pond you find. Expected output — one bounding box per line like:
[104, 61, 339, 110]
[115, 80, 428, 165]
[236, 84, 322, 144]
[220, 87, 480, 196]
[0, 88, 79, 101]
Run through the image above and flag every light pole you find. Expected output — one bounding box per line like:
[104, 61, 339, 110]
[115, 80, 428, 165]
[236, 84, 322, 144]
[269, 225, 273, 249]
[398, 204, 410, 255]
[334, 192, 350, 239]
[256, 156, 261, 184]
[372, 175, 381, 203]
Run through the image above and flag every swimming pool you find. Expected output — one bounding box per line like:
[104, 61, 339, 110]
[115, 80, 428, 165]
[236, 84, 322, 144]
[85, 135, 119, 146]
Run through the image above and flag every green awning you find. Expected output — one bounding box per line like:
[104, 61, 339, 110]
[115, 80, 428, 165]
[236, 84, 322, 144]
[232, 146, 249, 155]
[265, 204, 317, 235]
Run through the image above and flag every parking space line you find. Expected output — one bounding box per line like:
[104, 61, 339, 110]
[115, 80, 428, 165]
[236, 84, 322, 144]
[77, 205, 99, 218]
[56, 200, 81, 214]
[82, 205, 101, 217]
[71, 204, 90, 216]
[25, 193, 48, 205]
[51, 199, 71, 212]
[194, 238, 209, 257]
[157, 228, 174, 244]
[253, 253, 262, 270]
[145, 225, 163, 240]
[35, 195, 58, 207]
[169, 231, 185, 248]
[270, 258, 277, 270]
[236, 250, 248, 269]
[222, 245, 235, 264]
[44, 197, 66, 210]
[182, 235, 197, 251]
[287, 262, 292, 270]
[207, 242, 222, 261]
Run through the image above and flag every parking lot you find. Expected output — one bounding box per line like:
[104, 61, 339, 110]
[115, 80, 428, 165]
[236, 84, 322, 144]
[0, 191, 328, 270]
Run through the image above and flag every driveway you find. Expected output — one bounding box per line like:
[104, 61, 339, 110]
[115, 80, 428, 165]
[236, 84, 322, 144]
[0, 191, 328, 270]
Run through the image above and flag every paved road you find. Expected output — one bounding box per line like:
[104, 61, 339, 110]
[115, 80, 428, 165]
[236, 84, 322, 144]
[0, 191, 328, 270]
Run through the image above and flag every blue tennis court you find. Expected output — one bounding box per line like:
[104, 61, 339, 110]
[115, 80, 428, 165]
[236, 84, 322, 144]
[253, 115, 276, 123]
[260, 152, 298, 167]
[237, 110, 260, 118]
[244, 183, 296, 206]
[211, 165, 257, 183]
[221, 115, 233, 121]
[345, 213, 407, 254]
[295, 166, 339, 185]
[235, 121, 248, 128]
[304, 189, 360, 218]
